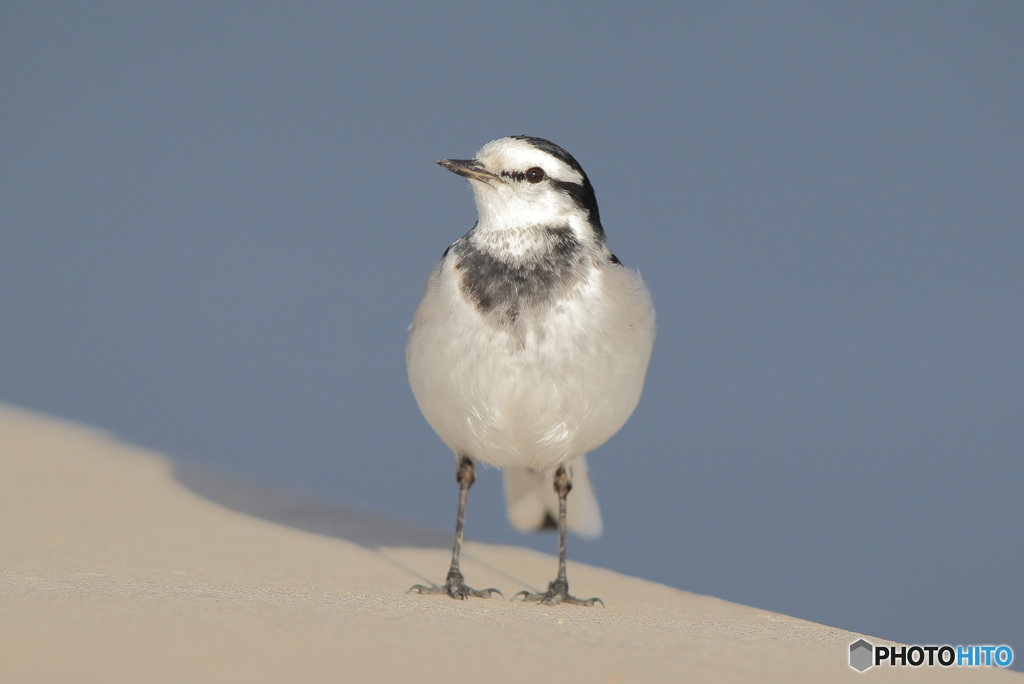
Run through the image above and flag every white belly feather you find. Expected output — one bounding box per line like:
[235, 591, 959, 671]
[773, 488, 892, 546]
[407, 257, 654, 471]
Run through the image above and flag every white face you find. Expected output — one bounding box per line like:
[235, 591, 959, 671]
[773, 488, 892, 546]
[468, 137, 591, 236]
[475, 137, 585, 185]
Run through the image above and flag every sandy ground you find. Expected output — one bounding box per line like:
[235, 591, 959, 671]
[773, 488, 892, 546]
[0, 403, 1017, 683]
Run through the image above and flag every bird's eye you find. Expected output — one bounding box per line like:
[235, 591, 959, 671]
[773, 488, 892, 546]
[525, 167, 545, 183]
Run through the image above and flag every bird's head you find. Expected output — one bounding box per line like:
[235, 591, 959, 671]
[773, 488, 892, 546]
[438, 136, 604, 241]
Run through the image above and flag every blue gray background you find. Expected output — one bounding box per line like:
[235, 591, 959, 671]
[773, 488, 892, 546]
[3, 1, 1021, 660]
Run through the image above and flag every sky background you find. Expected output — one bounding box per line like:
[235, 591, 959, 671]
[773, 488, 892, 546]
[3, 1, 1022, 660]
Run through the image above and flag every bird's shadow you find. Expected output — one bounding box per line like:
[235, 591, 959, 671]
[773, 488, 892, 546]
[171, 461, 542, 593]
[172, 461, 451, 549]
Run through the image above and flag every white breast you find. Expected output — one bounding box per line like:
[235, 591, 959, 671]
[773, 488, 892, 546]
[407, 255, 655, 471]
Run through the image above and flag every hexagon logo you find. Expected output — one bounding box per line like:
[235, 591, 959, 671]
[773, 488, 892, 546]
[850, 639, 874, 672]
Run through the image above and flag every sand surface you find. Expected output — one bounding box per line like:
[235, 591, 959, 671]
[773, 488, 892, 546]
[1, 403, 1017, 683]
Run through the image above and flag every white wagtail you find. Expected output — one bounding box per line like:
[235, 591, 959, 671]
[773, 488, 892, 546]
[406, 136, 655, 605]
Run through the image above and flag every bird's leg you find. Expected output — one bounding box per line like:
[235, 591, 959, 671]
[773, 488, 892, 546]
[515, 465, 603, 607]
[408, 456, 501, 600]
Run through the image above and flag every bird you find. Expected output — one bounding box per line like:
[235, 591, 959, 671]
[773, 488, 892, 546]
[406, 135, 655, 606]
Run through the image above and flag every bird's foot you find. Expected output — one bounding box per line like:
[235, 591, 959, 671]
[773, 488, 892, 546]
[408, 570, 502, 600]
[514, 578, 603, 607]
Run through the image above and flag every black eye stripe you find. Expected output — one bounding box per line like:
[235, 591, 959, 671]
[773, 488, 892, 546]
[498, 167, 547, 183]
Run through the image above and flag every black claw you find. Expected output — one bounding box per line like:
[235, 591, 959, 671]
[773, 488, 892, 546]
[513, 579, 603, 607]
[407, 581, 503, 600]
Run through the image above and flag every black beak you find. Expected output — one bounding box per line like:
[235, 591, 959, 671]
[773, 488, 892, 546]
[437, 158, 500, 184]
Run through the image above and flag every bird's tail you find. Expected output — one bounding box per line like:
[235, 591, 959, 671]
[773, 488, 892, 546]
[503, 455, 602, 539]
